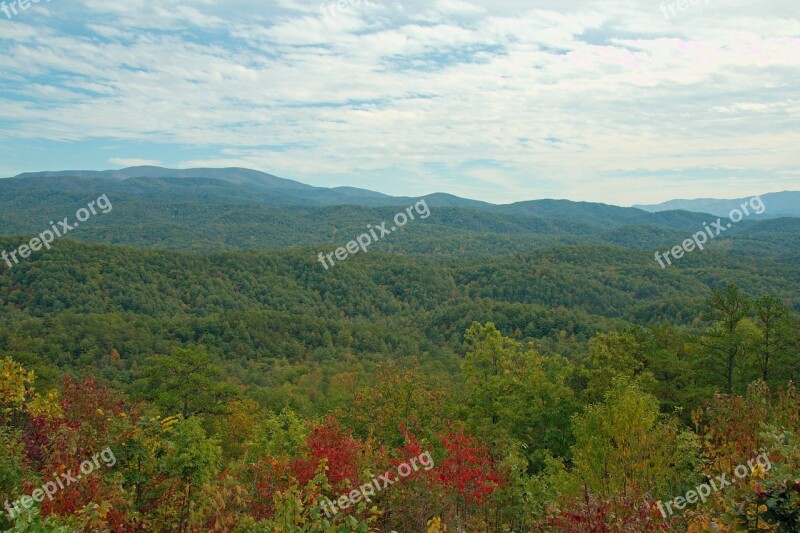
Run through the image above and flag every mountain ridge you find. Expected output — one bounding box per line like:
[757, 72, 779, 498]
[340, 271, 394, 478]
[9, 166, 798, 217]
[2, 169, 799, 256]
[635, 191, 800, 218]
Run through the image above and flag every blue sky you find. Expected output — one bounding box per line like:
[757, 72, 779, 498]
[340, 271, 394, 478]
[0, 0, 798, 205]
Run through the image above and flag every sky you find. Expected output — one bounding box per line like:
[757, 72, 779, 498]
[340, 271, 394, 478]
[0, 0, 798, 206]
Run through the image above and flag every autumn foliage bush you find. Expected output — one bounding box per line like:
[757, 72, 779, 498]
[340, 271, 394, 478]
[2, 316, 799, 533]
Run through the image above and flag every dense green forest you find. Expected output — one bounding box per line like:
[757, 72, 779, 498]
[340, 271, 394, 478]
[2, 177, 800, 531]
[2, 176, 799, 255]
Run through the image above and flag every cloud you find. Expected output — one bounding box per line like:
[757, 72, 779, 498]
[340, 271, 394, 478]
[0, 0, 797, 204]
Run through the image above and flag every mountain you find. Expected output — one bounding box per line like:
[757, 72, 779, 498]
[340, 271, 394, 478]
[10, 166, 798, 219]
[3, 169, 800, 532]
[634, 191, 800, 218]
[8, 167, 498, 209]
[3, 167, 800, 255]
[13, 166, 311, 191]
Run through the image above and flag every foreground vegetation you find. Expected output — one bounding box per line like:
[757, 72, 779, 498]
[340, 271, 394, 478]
[1, 318, 799, 531]
[1, 237, 798, 530]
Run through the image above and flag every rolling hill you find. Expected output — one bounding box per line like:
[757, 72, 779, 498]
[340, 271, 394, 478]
[2, 167, 798, 256]
[634, 191, 800, 218]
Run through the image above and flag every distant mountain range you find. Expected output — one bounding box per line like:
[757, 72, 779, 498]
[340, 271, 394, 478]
[635, 191, 800, 218]
[10, 166, 491, 209]
[2, 167, 798, 255]
[11, 166, 799, 216]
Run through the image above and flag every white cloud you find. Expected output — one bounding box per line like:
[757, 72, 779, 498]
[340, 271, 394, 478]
[0, 0, 797, 203]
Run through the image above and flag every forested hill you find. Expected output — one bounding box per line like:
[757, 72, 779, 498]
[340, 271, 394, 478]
[2, 169, 800, 531]
[1, 172, 799, 254]
[636, 190, 800, 218]
[1, 237, 798, 397]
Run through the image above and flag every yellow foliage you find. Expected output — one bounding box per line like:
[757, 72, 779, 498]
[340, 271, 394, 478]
[0, 357, 63, 423]
[0, 356, 35, 409]
[27, 390, 64, 420]
[427, 517, 447, 532]
[160, 414, 182, 432]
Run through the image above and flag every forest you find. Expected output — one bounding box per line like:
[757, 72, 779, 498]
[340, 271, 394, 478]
[0, 0, 800, 533]
[2, 0, 797, 527]
[1, 230, 799, 531]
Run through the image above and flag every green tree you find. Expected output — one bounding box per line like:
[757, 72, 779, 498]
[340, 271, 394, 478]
[142, 348, 239, 418]
[161, 416, 222, 533]
[752, 295, 792, 384]
[462, 323, 578, 469]
[571, 378, 700, 500]
[583, 330, 656, 404]
[699, 285, 750, 393]
[251, 407, 310, 461]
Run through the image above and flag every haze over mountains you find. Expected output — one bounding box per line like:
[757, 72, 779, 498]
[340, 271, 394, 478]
[9, 166, 486, 209]
[8, 166, 800, 215]
[635, 192, 800, 218]
[2, 167, 799, 257]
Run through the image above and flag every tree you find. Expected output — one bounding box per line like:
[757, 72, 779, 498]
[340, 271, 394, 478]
[160, 417, 221, 533]
[700, 285, 750, 393]
[437, 429, 502, 530]
[346, 364, 446, 447]
[0, 357, 35, 427]
[142, 348, 239, 419]
[752, 295, 792, 384]
[571, 378, 699, 500]
[583, 330, 656, 404]
[462, 323, 578, 470]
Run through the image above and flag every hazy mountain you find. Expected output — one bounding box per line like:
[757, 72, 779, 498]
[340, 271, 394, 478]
[9, 167, 497, 209]
[3, 168, 799, 256]
[13, 166, 311, 191]
[11, 167, 798, 220]
[634, 191, 800, 218]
